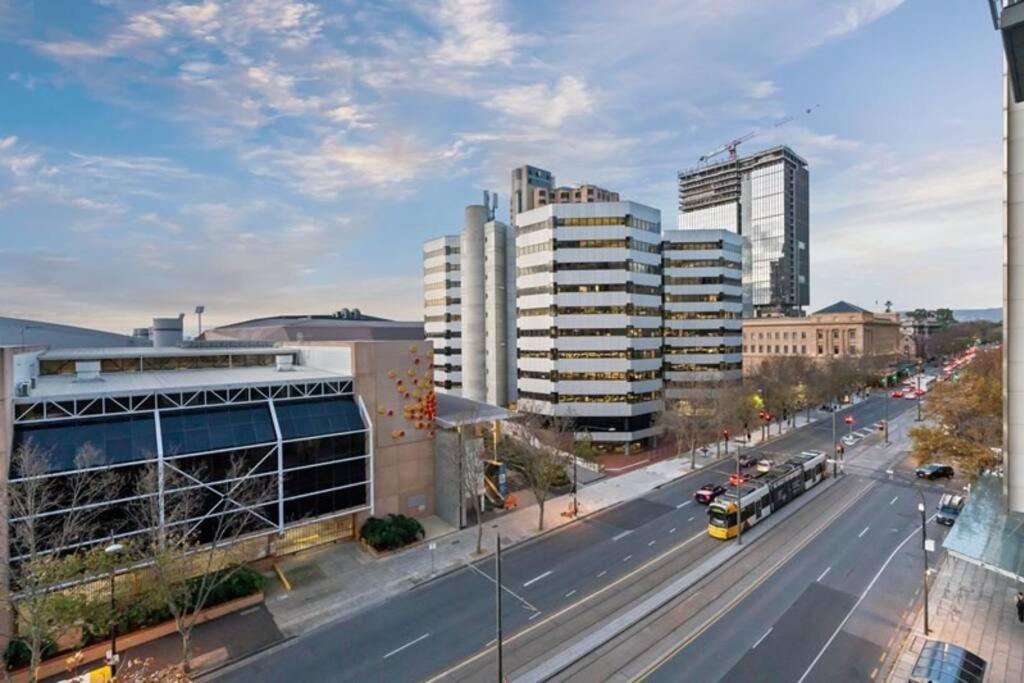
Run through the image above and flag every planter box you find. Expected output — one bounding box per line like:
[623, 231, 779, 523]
[359, 538, 426, 559]
[8, 592, 264, 683]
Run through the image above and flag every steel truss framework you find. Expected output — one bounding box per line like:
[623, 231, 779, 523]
[8, 379, 374, 561]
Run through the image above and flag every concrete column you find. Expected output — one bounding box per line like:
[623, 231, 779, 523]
[1005, 68, 1024, 512]
[461, 205, 488, 402]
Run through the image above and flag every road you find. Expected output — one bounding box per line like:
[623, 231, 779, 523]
[213, 394, 916, 683]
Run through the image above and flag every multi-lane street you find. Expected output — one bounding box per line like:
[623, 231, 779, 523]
[214, 394, 924, 683]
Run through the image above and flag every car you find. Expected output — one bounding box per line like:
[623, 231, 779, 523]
[728, 472, 750, 486]
[891, 390, 904, 398]
[738, 453, 757, 468]
[936, 494, 966, 526]
[916, 463, 955, 480]
[905, 392, 917, 400]
[694, 483, 727, 504]
[756, 458, 774, 473]
[914, 388, 926, 397]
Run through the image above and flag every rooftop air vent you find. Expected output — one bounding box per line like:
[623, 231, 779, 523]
[74, 360, 102, 382]
[275, 355, 295, 372]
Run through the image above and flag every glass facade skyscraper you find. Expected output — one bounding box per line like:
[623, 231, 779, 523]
[678, 146, 809, 317]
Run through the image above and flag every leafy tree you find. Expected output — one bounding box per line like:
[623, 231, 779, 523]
[909, 308, 931, 322]
[909, 347, 1002, 477]
[934, 308, 956, 327]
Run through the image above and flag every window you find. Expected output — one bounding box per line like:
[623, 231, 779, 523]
[274, 397, 365, 441]
[13, 414, 157, 474]
[161, 404, 275, 455]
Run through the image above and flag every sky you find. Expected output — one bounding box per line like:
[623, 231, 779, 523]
[0, 0, 1006, 335]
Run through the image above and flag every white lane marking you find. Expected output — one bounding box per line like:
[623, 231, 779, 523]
[797, 516, 936, 683]
[669, 528, 677, 534]
[890, 496, 899, 505]
[858, 526, 870, 539]
[817, 566, 831, 582]
[465, 561, 537, 611]
[752, 627, 773, 649]
[622, 555, 633, 563]
[522, 570, 552, 588]
[529, 611, 542, 621]
[597, 570, 607, 578]
[565, 589, 577, 598]
[611, 530, 633, 542]
[486, 638, 496, 647]
[676, 501, 692, 509]
[383, 633, 430, 659]
[687, 516, 696, 522]
[648, 540, 656, 547]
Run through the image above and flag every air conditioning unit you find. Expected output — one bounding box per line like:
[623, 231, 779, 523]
[275, 355, 295, 372]
[15, 381, 30, 398]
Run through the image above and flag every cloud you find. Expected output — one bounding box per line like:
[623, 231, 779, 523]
[486, 76, 595, 128]
[431, 0, 529, 67]
[825, 0, 906, 40]
[745, 80, 779, 99]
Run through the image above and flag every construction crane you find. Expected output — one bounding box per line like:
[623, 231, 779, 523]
[698, 105, 819, 164]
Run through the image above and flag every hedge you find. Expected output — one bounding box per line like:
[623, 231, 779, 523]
[360, 514, 425, 551]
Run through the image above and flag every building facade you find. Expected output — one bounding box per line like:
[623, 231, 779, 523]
[515, 201, 664, 453]
[741, 301, 901, 373]
[532, 184, 620, 208]
[678, 146, 809, 317]
[423, 235, 462, 393]
[662, 230, 744, 403]
[510, 165, 555, 227]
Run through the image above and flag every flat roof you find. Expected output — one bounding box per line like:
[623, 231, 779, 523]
[435, 392, 511, 428]
[27, 365, 349, 400]
[944, 472, 1024, 580]
[38, 346, 298, 361]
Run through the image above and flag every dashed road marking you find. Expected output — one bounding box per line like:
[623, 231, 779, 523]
[890, 496, 899, 505]
[676, 501, 692, 509]
[522, 570, 552, 588]
[687, 516, 696, 522]
[611, 530, 633, 542]
[564, 589, 576, 598]
[529, 611, 542, 621]
[648, 540, 656, 547]
[858, 526, 870, 538]
[597, 570, 607, 578]
[669, 528, 677, 534]
[753, 627, 773, 649]
[383, 633, 430, 659]
[817, 566, 831, 582]
[622, 554, 633, 563]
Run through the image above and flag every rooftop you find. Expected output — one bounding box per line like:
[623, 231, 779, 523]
[0, 316, 149, 349]
[944, 472, 1024, 580]
[207, 313, 424, 343]
[38, 346, 293, 360]
[813, 300, 870, 315]
[434, 392, 511, 428]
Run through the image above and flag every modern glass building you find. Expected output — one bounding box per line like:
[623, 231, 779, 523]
[5, 346, 373, 563]
[678, 146, 809, 317]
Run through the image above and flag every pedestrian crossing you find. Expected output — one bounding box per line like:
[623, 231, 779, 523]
[841, 426, 880, 446]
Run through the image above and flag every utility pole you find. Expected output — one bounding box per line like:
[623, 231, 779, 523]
[496, 534, 504, 681]
[917, 494, 931, 635]
[831, 400, 838, 478]
[572, 442, 579, 517]
[735, 443, 743, 546]
[916, 363, 923, 422]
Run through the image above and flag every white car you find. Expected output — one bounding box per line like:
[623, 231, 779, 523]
[756, 458, 774, 473]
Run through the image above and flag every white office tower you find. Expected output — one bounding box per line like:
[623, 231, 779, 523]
[662, 230, 744, 404]
[422, 235, 462, 393]
[515, 201, 664, 454]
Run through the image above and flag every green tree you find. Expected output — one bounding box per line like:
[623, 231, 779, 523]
[909, 347, 1002, 477]
[934, 308, 956, 327]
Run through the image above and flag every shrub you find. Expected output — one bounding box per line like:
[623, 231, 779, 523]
[3, 638, 56, 671]
[360, 514, 425, 551]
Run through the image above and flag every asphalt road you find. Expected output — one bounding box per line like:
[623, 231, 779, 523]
[644, 477, 951, 683]
[214, 394, 917, 683]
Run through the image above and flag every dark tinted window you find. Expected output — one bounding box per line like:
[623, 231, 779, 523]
[284, 486, 368, 522]
[13, 415, 157, 474]
[282, 434, 367, 469]
[161, 405, 275, 455]
[274, 397, 365, 440]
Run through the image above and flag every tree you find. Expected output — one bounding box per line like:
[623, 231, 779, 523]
[4, 442, 114, 682]
[909, 347, 1002, 477]
[450, 424, 488, 556]
[506, 414, 571, 531]
[131, 457, 276, 673]
[934, 308, 956, 327]
[658, 400, 715, 468]
[909, 308, 931, 323]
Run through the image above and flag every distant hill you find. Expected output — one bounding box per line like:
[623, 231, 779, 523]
[953, 308, 1002, 322]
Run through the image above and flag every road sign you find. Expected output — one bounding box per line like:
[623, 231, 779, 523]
[428, 542, 437, 551]
[925, 539, 936, 553]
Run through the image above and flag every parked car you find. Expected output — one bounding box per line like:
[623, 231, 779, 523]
[738, 453, 757, 468]
[694, 483, 727, 504]
[936, 494, 966, 526]
[891, 390, 904, 398]
[756, 458, 774, 474]
[916, 463, 955, 480]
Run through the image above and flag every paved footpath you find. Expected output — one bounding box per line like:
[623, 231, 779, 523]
[887, 555, 1024, 682]
[261, 404, 847, 637]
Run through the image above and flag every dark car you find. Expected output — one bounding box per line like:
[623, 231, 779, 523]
[738, 453, 757, 468]
[936, 494, 966, 526]
[694, 483, 727, 504]
[915, 463, 955, 480]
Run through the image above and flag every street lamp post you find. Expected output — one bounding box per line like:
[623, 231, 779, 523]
[735, 442, 743, 547]
[495, 534, 503, 680]
[916, 364, 923, 422]
[104, 538, 125, 676]
[572, 444, 579, 517]
[831, 401, 838, 477]
[917, 497, 931, 635]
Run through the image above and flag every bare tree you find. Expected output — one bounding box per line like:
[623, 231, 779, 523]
[450, 422, 488, 556]
[658, 400, 715, 468]
[508, 414, 572, 531]
[4, 442, 114, 682]
[131, 457, 276, 673]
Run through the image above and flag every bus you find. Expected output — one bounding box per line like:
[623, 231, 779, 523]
[707, 450, 828, 540]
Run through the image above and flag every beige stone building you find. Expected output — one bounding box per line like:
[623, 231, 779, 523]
[741, 301, 901, 373]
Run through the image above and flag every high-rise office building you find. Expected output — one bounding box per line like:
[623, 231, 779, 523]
[515, 201, 664, 454]
[678, 146, 809, 317]
[510, 165, 554, 227]
[424, 195, 516, 406]
[423, 236, 461, 393]
[661, 230, 744, 403]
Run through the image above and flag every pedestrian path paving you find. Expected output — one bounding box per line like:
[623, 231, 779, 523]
[262, 402, 853, 636]
[887, 556, 1024, 682]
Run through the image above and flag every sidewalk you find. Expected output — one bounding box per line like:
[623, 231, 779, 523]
[261, 401, 854, 636]
[887, 556, 1024, 682]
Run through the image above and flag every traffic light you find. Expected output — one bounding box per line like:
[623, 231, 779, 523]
[878, 420, 886, 432]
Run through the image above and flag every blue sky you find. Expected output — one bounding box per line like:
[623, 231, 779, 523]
[0, 0, 1005, 334]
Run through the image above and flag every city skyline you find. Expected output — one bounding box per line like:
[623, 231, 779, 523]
[0, 1, 1003, 334]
